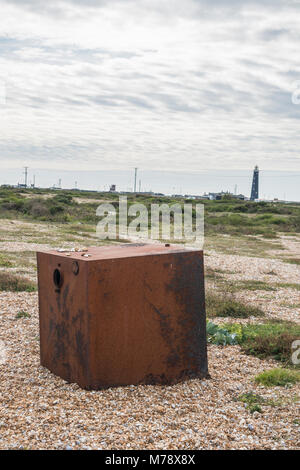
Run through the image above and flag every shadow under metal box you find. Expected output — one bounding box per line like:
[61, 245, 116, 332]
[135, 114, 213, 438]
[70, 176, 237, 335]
[37, 244, 208, 389]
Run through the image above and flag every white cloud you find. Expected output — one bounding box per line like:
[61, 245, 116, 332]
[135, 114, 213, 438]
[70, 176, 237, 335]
[0, 0, 300, 172]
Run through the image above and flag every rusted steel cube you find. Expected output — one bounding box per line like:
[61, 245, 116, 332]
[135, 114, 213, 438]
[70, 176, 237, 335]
[37, 244, 208, 389]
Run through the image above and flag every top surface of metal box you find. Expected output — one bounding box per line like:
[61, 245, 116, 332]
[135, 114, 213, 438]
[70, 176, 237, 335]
[45, 243, 197, 261]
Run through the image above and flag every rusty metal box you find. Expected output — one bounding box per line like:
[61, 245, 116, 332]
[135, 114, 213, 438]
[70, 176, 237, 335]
[37, 244, 208, 389]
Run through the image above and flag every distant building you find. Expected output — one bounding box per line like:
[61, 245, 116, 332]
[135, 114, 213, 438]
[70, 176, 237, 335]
[110, 184, 116, 192]
[184, 195, 210, 200]
[208, 191, 229, 200]
[207, 191, 245, 201]
[250, 165, 259, 201]
[208, 192, 222, 200]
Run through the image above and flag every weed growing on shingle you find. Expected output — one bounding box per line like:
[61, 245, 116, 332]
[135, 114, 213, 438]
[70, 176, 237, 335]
[15, 310, 31, 319]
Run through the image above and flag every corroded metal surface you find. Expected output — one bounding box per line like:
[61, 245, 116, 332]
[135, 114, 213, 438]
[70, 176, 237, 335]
[37, 244, 208, 389]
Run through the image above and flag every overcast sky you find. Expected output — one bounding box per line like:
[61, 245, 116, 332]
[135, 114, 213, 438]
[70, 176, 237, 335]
[0, 0, 300, 186]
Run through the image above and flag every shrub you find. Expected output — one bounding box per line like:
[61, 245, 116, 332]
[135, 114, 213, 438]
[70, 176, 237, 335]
[255, 368, 300, 387]
[291, 215, 300, 232]
[0, 197, 25, 211]
[49, 204, 64, 215]
[243, 331, 299, 364]
[226, 321, 300, 365]
[52, 194, 73, 205]
[24, 199, 50, 218]
[0, 272, 36, 292]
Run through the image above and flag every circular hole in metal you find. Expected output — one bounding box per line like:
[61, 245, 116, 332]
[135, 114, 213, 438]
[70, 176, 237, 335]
[53, 269, 63, 288]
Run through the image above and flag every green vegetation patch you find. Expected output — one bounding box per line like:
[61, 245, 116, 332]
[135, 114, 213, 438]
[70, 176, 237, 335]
[15, 310, 31, 319]
[255, 368, 300, 387]
[225, 321, 300, 365]
[206, 321, 239, 345]
[236, 390, 298, 410]
[1, 188, 300, 236]
[237, 392, 265, 413]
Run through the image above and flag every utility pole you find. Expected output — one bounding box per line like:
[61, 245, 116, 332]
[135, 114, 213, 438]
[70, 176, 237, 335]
[134, 168, 138, 193]
[24, 167, 28, 188]
[139, 179, 141, 193]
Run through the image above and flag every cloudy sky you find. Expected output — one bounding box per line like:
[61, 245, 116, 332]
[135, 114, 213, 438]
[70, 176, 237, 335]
[0, 0, 300, 195]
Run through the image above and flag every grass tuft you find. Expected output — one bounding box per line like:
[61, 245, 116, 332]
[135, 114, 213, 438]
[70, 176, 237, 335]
[0, 272, 36, 292]
[283, 258, 300, 266]
[15, 310, 31, 319]
[206, 291, 264, 318]
[276, 282, 300, 291]
[255, 368, 300, 387]
[226, 280, 277, 292]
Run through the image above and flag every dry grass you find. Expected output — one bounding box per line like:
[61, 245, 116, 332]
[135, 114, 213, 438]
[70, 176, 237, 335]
[0, 272, 36, 292]
[206, 291, 264, 318]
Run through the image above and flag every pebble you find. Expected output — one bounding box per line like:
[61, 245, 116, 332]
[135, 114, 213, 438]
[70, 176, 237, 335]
[0, 231, 299, 450]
